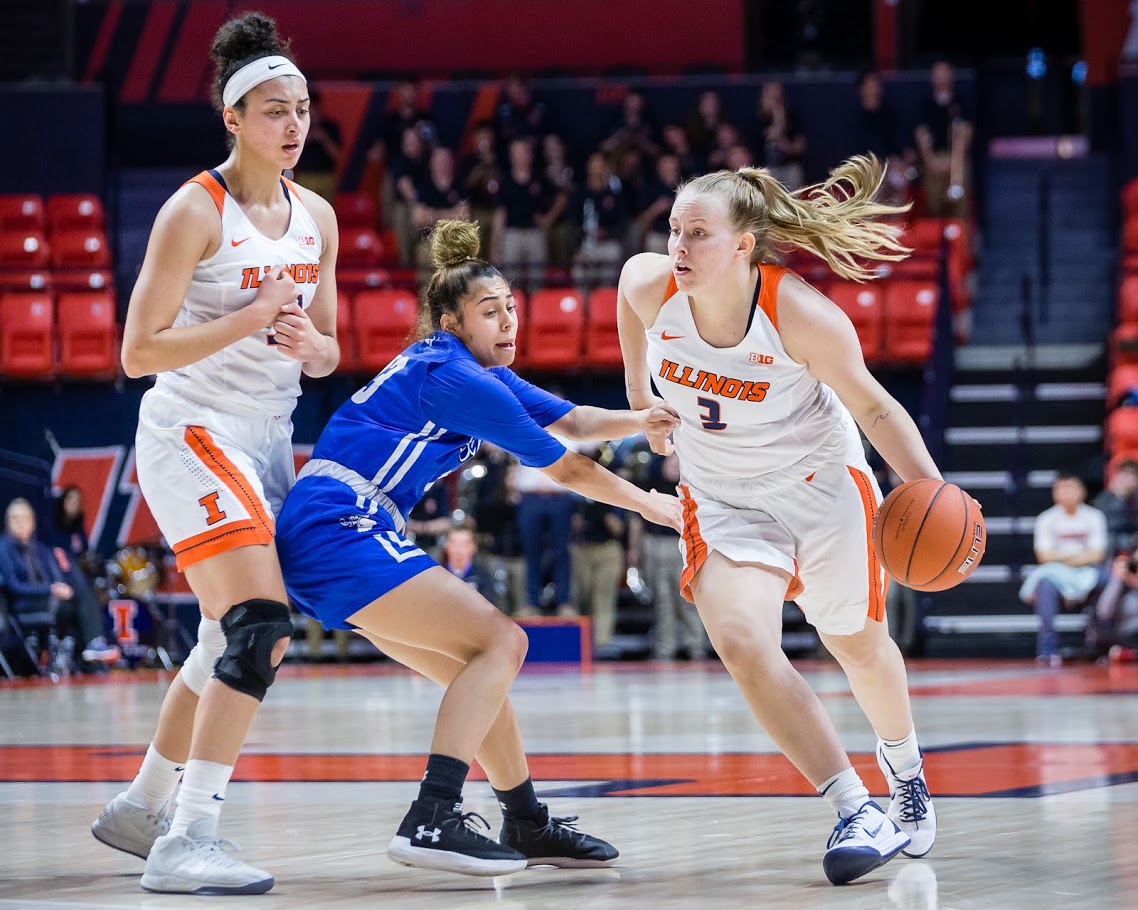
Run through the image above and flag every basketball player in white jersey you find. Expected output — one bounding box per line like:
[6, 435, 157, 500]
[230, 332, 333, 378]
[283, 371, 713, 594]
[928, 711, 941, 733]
[89, 13, 338, 895]
[619, 156, 940, 886]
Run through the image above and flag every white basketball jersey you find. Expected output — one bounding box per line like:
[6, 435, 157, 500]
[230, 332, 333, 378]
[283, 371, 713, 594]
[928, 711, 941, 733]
[153, 169, 323, 417]
[645, 264, 864, 493]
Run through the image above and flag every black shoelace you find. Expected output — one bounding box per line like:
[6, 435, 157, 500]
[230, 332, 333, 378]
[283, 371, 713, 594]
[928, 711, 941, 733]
[536, 814, 584, 842]
[443, 809, 494, 840]
[896, 776, 931, 824]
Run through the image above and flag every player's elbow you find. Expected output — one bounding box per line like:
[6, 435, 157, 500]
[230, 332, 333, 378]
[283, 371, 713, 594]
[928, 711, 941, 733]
[120, 338, 156, 378]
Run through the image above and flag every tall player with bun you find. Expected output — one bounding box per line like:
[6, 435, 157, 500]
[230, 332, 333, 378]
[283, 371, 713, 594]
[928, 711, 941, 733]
[89, 13, 339, 895]
[619, 155, 938, 886]
[275, 219, 681, 877]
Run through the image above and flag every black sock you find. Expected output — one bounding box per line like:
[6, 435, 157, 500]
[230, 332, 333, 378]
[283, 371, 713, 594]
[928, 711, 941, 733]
[417, 753, 469, 805]
[493, 777, 543, 820]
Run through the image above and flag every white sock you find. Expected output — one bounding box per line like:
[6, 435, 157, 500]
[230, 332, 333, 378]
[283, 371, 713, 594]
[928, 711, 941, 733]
[123, 743, 184, 812]
[819, 767, 870, 819]
[879, 727, 921, 774]
[169, 760, 233, 838]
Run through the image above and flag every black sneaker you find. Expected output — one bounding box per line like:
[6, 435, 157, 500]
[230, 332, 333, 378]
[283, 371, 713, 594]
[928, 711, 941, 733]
[387, 797, 527, 877]
[500, 804, 620, 868]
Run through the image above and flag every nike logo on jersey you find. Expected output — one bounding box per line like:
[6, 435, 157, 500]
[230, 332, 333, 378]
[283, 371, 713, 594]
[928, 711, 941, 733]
[231, 237, 250, 247]
[660, 332, 685, 341]
[658, 358, 770, 402]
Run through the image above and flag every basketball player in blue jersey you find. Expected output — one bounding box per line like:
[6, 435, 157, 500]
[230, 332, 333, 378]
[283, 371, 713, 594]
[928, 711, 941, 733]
[275, 219, 682, 877]
[620, 157, 942, 885]
[89, 13, 338, 895]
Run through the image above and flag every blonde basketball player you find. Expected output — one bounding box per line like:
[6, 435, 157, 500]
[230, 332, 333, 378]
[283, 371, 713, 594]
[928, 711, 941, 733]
[618, 155, 938, 886]
[90, 12, 339, 895]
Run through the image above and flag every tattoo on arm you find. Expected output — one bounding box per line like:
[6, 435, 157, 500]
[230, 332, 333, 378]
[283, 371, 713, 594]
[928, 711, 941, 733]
[872, 410, 891, 428]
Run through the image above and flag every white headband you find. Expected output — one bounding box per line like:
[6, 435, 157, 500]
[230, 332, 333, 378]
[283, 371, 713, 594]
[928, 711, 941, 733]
[222, 55, 306, 108]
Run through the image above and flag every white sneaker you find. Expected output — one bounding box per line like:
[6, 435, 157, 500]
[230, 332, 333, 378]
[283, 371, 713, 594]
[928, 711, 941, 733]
[823, 801, 910, 885]
[91, 793, 170, 859]
[877, 744, 937, 858]
[140, 818, 274, 895]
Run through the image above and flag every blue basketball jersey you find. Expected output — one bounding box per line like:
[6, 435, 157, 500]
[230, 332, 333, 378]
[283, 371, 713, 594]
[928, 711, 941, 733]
[303, 331, 574, 519]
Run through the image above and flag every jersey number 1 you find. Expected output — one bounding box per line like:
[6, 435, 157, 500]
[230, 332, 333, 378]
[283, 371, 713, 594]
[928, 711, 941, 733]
[697, 397, 728, 432]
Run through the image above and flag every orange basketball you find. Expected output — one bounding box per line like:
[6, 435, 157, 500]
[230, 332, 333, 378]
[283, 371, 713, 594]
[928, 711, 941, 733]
[873, 479, 986, 592]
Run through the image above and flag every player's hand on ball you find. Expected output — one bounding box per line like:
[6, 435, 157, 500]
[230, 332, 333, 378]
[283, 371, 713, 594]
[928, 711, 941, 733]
[272, 300, 329, 362]
[642, 489, 683, 532]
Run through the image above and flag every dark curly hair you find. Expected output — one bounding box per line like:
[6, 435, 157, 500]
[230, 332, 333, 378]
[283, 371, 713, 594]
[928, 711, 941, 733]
[210, 11, 294, 113]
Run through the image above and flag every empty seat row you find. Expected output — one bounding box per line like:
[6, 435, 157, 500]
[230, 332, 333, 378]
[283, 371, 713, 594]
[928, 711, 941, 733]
[0, 193, 106, 233]
[0, 291, 118, 379]
[0, 229, 111, 268]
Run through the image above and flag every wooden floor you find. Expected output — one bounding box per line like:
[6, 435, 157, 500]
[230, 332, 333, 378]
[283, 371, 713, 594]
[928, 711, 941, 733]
[2, 657, 1137, 908]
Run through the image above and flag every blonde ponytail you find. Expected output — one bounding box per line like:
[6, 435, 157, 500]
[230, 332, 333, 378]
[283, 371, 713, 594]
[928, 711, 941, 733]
[680, 154, 910, 282]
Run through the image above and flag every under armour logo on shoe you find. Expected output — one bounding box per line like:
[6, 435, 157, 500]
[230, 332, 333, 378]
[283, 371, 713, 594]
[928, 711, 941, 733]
[415, 825, 441, 843]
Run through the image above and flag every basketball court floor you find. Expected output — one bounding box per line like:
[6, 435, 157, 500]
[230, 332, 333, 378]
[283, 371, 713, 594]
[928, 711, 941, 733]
[1, 657, 1136, 909]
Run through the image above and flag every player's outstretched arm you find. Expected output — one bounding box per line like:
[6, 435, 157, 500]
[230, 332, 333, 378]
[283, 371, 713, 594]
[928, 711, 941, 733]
[121, 185, 298, 378]
[546, 402, 679, 446]
[542, 450, 682, 532]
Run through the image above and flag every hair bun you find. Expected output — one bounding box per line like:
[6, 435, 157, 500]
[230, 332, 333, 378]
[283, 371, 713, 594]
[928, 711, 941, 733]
[430, 220, 482, 269]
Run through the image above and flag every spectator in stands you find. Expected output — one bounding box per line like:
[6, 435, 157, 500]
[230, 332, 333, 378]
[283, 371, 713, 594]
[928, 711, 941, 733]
[388, 124, 432, 265]
[541, 133, 576, 268]
[494, 75, 549, 153]
[0, 498, 119, 671]
[854, 70, 916, 208]
[406, 484, 454, 560]
[629, 451, 709, 661]
[638, 153, 682, 255]
[1087, 546, 1138, 662]
[724, 144, 755, 173]
[440, 523, 499, 606]
[601, 90, 659, 162]
[914, 59, 973, 219]
[512, 431, 578, 618]
[685, 90, 726, 160]
[48, 485, 99, 581]
[662, 122, 702, 178]
[1019, 475, 1108, 666]
[567, 447, 628, 658]
[707, 122, 746, 172]
[1092, 459, 1138, 558]
[756, 81, 807, 191]
[291, 87, 342, 202]
[378, 78, 435, 162]
[492, 138, 565, 290]
[471, 444, 527, 616]
[569, 152, 629, 288]
[459, 120, 502, 255]
[413, 147, 470, 278]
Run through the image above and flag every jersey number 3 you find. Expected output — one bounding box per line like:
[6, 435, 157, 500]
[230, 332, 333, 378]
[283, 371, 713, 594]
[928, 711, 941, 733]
[697, 397, 728, 432]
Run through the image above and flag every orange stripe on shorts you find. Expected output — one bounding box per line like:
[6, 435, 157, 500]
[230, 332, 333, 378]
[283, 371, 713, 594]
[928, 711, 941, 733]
[678, 483, 708, 603]
[847, 465, 888, 622]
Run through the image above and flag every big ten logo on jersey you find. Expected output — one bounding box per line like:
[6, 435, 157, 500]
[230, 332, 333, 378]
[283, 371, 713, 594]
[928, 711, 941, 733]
[657, 358, 770, 402]
[239, 262, 320, 290]
[749, 352, 775, 365]
[51, 444, 314, 556]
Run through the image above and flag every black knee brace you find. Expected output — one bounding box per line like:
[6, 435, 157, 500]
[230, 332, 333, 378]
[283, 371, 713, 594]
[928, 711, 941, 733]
[212, 599, 293, 702]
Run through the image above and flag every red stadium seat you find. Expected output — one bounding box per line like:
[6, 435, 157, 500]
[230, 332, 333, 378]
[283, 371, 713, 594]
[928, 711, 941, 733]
[50, 230, 110, 268]
[57, 290, 117, 378]
[0, 291, 55, 378]
[1124, 177, 1138, 221]
[825, 280, 884, 364]
[523, 288, 584, 370]
[46, 194, 106, 233]
[1107, 406, 1138, 453]
[51, 268, 113, 292]
[1110, 323, 1138, 368]
[584, 287, 623, 369]
[1125, 215, 1138, 253]
[338, 226, 384, 265]
[0, 230, 50, 268]
[1118, 274, 1138, 325]
[338, 266, 394, 292]
[0, 194, 45, 232]
[509, 289, 529, 368]
[334, 191, 379, 228]
[0, 269, 51, 292]
[883, 280, 939, 364]
[353, 289, 418, 373]
[1108, 363, 1138, 408]
[334, 290, 358, 372]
